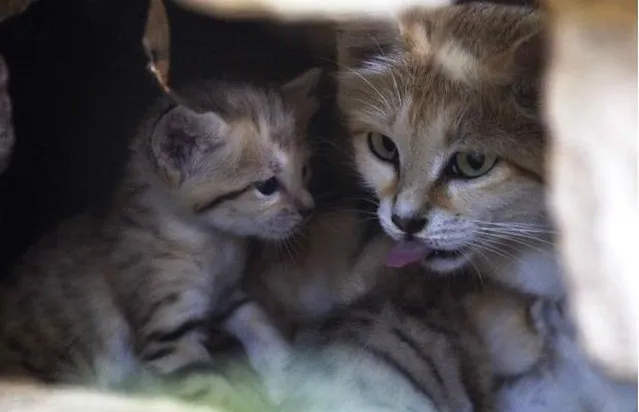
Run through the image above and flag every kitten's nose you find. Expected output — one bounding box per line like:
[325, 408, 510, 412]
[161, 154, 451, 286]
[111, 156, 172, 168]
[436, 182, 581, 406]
[294, 194, 314, 218]
[391, 214, 427, 234]
[299, 206, 314, 218]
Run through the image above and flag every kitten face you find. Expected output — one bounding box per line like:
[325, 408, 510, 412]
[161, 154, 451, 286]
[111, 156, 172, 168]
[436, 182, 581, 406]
[149, 69, 320, 240]
[338, 5, 548, 273]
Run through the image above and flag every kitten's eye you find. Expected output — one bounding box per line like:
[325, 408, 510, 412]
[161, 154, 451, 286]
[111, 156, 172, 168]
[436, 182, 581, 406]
[367, 132, 398, 164]
[254, 177, 279, 196]
[302, 165, 310, 181]
[445, 152, 499, 179]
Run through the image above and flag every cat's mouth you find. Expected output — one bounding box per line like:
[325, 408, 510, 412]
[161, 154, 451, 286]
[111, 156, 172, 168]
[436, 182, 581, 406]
[385, 240, 466, 269]
[425, 248, 465, 260]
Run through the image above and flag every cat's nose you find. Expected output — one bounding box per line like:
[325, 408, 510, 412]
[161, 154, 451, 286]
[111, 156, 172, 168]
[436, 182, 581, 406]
[299, 206, 314, 218]
[391, 214, 427, 234]
[294, 194, 314, 218]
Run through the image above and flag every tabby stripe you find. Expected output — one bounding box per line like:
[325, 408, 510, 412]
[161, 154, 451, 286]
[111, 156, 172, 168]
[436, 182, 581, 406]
[361, 342, 436, 401]
[141, 346, 175, 362]
[146, 318, 204, 344]
[195, 186, 252, 213]
[139, 292, 180, 329]
[318, 312, 373, 335]
[392, 326, 449, 405]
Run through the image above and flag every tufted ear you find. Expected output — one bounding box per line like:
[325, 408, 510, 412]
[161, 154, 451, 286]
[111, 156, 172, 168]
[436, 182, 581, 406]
[281, 68, 322, 128]
[150, 104, 226, 186]
[336, 19, 401, 69]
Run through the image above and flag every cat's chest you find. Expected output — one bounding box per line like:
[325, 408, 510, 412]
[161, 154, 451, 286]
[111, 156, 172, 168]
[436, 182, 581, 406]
[202, 233, 247, 282]
[490, 246, 565, 299]
[115, 215, 247, 288]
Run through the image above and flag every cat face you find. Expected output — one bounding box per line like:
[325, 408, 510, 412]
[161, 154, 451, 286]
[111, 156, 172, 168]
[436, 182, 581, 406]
[148, 69, 320, 240]
[338, 5, 549, 273]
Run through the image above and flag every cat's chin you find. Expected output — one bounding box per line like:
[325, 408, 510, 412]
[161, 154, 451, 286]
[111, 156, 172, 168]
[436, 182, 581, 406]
[420, 249, 469, 274]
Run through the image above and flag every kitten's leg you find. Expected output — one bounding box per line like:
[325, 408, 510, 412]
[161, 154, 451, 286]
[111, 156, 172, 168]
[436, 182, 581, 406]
[137, 288, 214, 376]
[221, 293, 292, 401]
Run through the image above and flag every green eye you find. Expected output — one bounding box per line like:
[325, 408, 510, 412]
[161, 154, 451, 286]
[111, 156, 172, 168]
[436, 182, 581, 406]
[445, 152, 499, 179]
[367, 132, 399, 164]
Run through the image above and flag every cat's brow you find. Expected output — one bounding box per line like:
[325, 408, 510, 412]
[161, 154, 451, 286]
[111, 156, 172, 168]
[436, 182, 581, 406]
[195, 186, 252, 213]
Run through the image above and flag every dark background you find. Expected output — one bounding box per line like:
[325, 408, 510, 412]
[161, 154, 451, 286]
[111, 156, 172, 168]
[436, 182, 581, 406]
[0, 0, 536, 279]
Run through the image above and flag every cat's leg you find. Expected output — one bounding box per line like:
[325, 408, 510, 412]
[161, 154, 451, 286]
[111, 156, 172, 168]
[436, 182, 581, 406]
[220, 291, 292, 401]
[136, 287, 214, 376]
[495, 297, 637, 412]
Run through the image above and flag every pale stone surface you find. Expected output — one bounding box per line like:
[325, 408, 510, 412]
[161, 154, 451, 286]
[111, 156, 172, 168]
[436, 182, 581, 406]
[0, 381, 217, 412]
[544, 0, 637, 381]
[172, 0, 451, 21]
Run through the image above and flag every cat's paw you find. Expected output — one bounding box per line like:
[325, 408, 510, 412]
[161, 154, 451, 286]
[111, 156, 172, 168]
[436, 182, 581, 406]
[161, 361, 277, 412]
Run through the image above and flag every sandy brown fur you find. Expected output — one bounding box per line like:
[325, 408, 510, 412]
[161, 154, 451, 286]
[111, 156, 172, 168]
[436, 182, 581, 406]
[246, 209, 406, 335]
[337, 3, 557, 294]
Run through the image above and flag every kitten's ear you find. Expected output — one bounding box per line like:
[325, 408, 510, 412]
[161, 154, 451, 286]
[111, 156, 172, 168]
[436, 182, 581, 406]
[281, 68, 322, 127]
[337, 20, 401, 69]
[150, 103, 225, 185]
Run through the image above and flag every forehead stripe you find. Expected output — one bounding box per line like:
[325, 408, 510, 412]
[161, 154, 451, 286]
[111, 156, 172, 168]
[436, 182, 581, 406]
[195, 185, 252, 214]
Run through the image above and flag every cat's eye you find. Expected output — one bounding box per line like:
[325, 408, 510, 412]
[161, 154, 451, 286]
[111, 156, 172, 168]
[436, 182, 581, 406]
[254, 177, 279, 196]
[367, 132, 399, 164]
[445, 152, 499, 179]
[302, 165, 310, 181]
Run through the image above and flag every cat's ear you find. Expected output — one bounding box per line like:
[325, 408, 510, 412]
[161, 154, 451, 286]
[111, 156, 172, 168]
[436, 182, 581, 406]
[150, 103, 226, 186]
[337, 20, 401, 69]
[509, 30, 547, 114]
[397, 9, 435, 60]
[281, 68, 322, 127]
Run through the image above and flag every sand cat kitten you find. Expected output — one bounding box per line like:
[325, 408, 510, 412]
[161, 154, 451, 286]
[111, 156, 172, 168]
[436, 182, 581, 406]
[0, 69, 319, 387]
[247, 208, 407, 335]
[259, 274, 494, 412]
[0, 55, 14, 175]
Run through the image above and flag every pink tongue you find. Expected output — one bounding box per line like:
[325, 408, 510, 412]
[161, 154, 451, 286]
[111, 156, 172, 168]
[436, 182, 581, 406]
[385, 241, 431, 268]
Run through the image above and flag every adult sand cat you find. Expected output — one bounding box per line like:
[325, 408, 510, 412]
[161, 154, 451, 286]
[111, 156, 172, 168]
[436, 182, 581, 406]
[0, 69, 319, 387]
[336, 3, 635, 411]
[337, 3, 559, 298]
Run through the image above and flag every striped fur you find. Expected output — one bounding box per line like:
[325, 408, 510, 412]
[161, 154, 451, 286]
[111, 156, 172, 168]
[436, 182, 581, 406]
[0, 71, 319, 388]
[270, 277, 494, 412]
